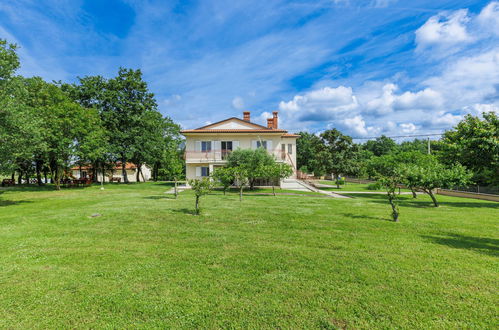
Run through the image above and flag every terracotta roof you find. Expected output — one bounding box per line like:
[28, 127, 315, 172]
[181, 129, 288, 133]
[194, 117, 269, 130]
[282, 133, 300, 138]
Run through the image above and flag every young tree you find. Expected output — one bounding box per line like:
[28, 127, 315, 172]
[188, 178, 214, 215]
[226, 148, 274, 189]
[368, 154, 405, 221]
[212, 167, 235, 195]
[402, 159, 473, 207]
[260, 163, 293, 196]
[232, 167, 249, 202]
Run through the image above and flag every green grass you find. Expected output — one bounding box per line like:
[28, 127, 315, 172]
[0, 183, 497, 328]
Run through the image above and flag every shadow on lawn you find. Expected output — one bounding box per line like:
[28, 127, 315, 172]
[341, 212, 391, 222]
[422, 233, 499, 257]
[346, 193, 499, 209]
[172, 208, 197, 215]
[143, 195, 176, 200]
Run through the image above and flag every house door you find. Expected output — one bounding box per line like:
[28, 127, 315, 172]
[221, 141, 233, 159]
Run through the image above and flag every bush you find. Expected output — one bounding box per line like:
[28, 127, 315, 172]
[367, 182, 382, 190]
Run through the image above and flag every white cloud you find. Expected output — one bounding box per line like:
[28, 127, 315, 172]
[415, 9, 473, 51]
[399, 123, 417, 133]
[231, 96, 245, 110]
[477, 1, 499, 36]
[341, 115, 378, 136]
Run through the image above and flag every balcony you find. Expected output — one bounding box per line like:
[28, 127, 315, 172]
[184, 149, 290, 163]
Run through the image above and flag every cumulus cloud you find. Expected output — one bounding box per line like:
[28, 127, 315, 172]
[477, 1, 499, 36]
[415, 9, 473, 51]
[278, 86, 358, 122]
[399, 123, 417, 133]
[341, 115, 379, 136]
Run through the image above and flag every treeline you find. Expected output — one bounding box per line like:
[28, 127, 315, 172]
[297, 112, 499, 188]
[0, 39, 183, 190]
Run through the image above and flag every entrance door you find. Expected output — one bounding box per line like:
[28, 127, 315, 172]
[221, 141, 233, 159]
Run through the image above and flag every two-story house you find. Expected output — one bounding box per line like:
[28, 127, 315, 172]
[181, 111, 298, 182]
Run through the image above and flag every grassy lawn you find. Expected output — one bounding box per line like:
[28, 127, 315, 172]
[0, 183, 497, 328]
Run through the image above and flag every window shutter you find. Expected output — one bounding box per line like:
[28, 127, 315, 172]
[195, 141, 201, 152]
[213, 141, 220, 151]
[266, 140, 273, 151]
[196, 167, 201, 177]
[252, 140, 258, 149]
[233, 141, 240, 149]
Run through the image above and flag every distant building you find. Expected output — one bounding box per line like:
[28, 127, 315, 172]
[70, 163, 151, 182]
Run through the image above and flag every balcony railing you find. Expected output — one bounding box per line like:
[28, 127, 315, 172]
[185, 149, 290, 162]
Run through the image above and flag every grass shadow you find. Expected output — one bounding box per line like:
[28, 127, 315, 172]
[421, 233, 499, 257]
[0, 199, 33, 207]
[143, 195, 177, 200]
[172, 208, 197, 215]
[340, 212, 391, 222]
[345, 193, 499, 209]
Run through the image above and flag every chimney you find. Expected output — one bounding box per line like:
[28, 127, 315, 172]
[272, 111, 278, 129]
[267, 118, 274, 129]
[243, 111, 250, 122]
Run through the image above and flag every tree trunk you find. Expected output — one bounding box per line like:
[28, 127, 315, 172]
[411, 188, 417, 198]
[11, 172, 15, 181]
[388, 192, 399, 222]
[44, 171, 48, 184]
[25, 172, 29, 184]
[136, 167, 140, 182]
[272, 185, 276, 196]
[174, 179, 178, 199]
[36, 160, 42, 186]
[54, 167, 61, 191]
[427, 189, 439, 207]
[239, 185, 243, 201]
[18, 171, 22, 185]
[121, 157, 128, 183]
[195, 195, 200, 215]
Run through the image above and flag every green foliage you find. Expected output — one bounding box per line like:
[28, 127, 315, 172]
[439, 112, 499, 186]
[226, 148, 275, 189]
[363, 135, 397, 156]
[314, 129, 357, 183]
[296, 131, 322, 174]
[367, 182, 382, 190]
[212, 167, 235, 195]
[188, 178, 215, 214]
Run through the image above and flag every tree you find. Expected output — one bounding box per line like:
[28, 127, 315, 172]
[212, 167, 235, 195]
[439, 112, 498, 186]
[315, 129, 357, 188]
[364, 135, 397, 156]
[232, 167, 249, 202]
[260, 162, 293, 196]
[296, 131, 322, 174]
[402, 158, 473, 207]
[368, 154, 405, 221]
[226, 148, 275, 189]
[188, 178, 214, 215]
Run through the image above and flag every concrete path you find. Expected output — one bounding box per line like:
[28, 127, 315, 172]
[281, 179, 350, 198]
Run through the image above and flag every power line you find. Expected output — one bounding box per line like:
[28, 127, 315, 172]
[351, 133, 443, 140]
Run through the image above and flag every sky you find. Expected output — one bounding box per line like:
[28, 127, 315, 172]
[1, 0, 498, 139]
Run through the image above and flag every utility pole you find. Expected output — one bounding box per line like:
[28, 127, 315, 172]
[427, 137, 431, 155]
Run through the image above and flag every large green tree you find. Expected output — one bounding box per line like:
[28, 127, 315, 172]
[363, 135, 397, 156]
[315, 129, 357, 188]
[439, 112, 499, 186]
[226, 148, 275, 189]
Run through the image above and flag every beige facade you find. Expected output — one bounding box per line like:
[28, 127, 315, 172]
[181, 111, 298, 181]
[71, 164, 152, 182]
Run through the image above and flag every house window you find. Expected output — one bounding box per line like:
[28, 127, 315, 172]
[288, 144, 293, 154]
[281, 144, 286, 160]
[256, 141, 267, 149]
[201, 141, 212, 152]
[221, 141, 233, 159]
[201, 167, 210, 177]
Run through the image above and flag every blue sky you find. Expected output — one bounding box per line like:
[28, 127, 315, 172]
[1, 0, 498, 138]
